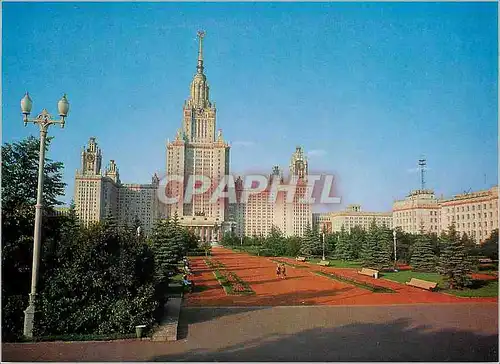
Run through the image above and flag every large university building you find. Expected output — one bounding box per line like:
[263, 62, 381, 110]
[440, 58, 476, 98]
[74, 137, 161, 234]
[73, 32, 316, 241]
[227, 147, 313, 238]
[164, 31, 230, 242]
[392, 186, 498, 242]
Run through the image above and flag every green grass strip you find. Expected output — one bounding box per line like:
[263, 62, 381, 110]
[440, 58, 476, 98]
[314, 271, 395, 293]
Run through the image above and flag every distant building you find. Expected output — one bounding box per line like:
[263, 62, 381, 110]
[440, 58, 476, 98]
[330, 204, 393, 233]
[439, 186, 498, 242]
[74, 137, 160, 235]
[392, 189, 441, 234]
[312, 212, 332, 233]
[228, 147, 312, 238]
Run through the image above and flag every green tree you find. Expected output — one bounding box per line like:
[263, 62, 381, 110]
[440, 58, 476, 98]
[263, 226, 286, 256]
[362, 219, 379, 267]
[285, 235, 302, 257]
[373, 225, 393, 269]
[35, 222, 157, 336]
[2, 136, 66, 341]
[300, 223, 318, 257]
[411, 233, 437, 272]
[349, 226, 366, 260]
[480, 229, 498, 260]
[438, 224, 472, 289]
[335, 225, 351, 260]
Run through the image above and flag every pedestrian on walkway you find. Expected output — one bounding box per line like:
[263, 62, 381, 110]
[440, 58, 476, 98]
[276, 263, 281, 279]
[280, 263, 286, 279]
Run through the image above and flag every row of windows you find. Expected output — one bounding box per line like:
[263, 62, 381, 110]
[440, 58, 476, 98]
[447, 202, 497, 213]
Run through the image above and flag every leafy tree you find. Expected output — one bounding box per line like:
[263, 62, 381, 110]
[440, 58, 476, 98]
[438, 224, 472, 289]
[411, 233, 437, 272]
[263, 226, 286, 256]
[35, 222, 157, 336]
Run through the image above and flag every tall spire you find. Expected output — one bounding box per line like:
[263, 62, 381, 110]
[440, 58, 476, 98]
[197, 30, 205, 74]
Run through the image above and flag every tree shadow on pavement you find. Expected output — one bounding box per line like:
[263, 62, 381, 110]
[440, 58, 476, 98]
[177, 307, 265, 340]
[155, 317, 498, 362]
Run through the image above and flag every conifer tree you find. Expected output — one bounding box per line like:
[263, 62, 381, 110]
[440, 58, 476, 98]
[335, 225, 351, 260]
[437, 224, 472, 289]
[300, 223, 317, 257]
[411, 233, 437, 272]
[373, 225, 393, 269]
[362, 219, 379, 267]
[349, 225, 366, 260]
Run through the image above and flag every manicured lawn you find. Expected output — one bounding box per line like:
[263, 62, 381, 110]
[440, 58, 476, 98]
[446, 280, 498, 298]
[382, 270, 445, 285]
[383, 270, 498, 297]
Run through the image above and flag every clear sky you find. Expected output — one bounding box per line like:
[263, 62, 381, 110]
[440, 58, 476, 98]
[3, 2, 498, 212]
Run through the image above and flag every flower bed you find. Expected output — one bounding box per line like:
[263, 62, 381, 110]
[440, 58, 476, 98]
[205, 258, 255, 295]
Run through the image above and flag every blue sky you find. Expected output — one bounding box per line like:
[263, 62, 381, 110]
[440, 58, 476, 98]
[3, 2, 498, 212]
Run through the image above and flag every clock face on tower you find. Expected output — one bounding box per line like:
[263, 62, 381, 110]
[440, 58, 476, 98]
[85, 153, 95, 171]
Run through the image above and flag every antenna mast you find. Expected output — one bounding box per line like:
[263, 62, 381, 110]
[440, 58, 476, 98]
[418, 158, 426, 190]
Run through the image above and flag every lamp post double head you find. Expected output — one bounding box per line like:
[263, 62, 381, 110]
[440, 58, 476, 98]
[20, 92, 69, 339]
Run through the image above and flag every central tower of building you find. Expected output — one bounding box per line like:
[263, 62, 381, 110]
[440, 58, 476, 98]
[165, 31, 230, 241]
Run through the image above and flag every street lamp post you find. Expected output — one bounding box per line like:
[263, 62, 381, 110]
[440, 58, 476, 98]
[21, 92, 69, 339]
[322, 232, 326, 261]
[393, 229, 397, 272]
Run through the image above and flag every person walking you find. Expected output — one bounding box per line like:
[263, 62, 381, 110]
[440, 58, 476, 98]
[280, 263, 286, 279]
[276, 263, 281, 279]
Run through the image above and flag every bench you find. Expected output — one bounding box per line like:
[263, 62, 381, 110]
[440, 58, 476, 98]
[405, 278, 438, 291]
[318, 260, 330, 266]
[296, 256, 306, 262]
[479, 258, 493, 264]
[357, 268, 379, 279]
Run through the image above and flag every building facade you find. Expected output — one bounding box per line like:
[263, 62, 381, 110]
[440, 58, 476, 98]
[392, 189, 441, 234]
[164, 31, 230, 242]
[74, 137, 160, 234]
[227, 147, 313, 238]
[329, 204, 393, 233]
[439, 186, 498, 242]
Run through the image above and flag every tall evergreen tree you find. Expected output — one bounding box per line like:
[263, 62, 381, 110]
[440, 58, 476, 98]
[300, 223, 318, 257]
[335, 225, 351, 260]
[349, 225, 366, 260]
[438, 224, 472, 289]
[362, 219, 379, 267]
[373, 225, 393, 269]
[411, 233, 437, 272]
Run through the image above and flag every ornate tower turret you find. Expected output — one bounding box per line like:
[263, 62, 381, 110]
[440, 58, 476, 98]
[183, 30, 217, 143]
[289, 146, 308, 179]
[81, 137, 102, 175]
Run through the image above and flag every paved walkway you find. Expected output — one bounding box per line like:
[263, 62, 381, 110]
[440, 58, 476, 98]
[185, 247, 497, 306]
[3, 304, 498, 361]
